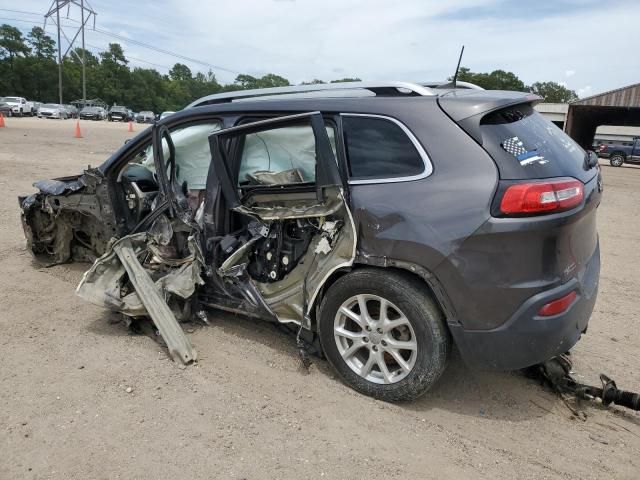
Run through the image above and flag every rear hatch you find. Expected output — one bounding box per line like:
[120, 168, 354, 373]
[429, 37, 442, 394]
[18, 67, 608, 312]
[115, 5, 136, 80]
[437, 90, 602, 328]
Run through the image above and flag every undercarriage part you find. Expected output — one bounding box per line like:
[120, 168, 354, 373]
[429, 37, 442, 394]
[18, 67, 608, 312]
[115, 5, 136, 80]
[534, 355, 640, 415]
[113, 237, 197, 364]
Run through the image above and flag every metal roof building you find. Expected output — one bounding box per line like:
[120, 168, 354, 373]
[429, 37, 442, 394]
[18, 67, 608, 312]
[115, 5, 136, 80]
[564, 83, 640, 148]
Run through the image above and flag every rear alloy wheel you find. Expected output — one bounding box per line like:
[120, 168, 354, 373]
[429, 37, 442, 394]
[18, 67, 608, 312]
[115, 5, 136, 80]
[610, 154, 624, 167]
[319, 269, 450, 402]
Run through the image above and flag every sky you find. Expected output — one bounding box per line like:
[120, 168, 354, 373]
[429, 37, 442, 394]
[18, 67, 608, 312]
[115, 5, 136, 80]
[2, 0, 639, 98]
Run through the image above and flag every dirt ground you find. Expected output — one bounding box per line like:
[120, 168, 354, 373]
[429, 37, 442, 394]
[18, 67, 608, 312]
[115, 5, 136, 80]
[1, 116, 639, 480]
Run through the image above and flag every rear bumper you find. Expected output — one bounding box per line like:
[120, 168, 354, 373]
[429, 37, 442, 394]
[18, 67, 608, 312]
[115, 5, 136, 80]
[449, 242, 600, 370]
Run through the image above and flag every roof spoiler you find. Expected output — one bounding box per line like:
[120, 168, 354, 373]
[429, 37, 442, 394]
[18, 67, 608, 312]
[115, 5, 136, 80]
[438, 91, 543, 144]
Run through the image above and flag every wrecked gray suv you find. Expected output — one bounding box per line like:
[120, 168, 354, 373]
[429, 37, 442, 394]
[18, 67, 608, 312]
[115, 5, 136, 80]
[19, 81, 602, 401]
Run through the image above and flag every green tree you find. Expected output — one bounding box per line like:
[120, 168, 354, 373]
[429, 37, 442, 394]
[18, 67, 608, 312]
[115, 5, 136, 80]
[234, 73, 290, 89]
[0, 24, 30, 61]
[169, 63, 192, 82]
[330, 77, 361, 83]
[0, 24, 31, 92]
[256, 73, 290, 88]
[301, 79, 325, 85]
[24, 27, 57, 101]
[99, 43, 131, 105]
[27, 27, 55, 59]
[454, 67, 526, 91]
[530, 81, 578, 103]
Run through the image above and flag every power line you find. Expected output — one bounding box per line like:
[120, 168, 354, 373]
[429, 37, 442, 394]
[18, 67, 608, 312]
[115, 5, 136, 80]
[90, 26, 240, 75]
[0, 16, 76, 28]
[0, 16, 175, 73]
[0, 8, 240, 76]
[0, 16, 222, 74]
[0, 8, 41, 16]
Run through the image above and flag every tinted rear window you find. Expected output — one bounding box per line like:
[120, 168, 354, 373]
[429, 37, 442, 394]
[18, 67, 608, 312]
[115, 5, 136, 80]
[480, 104, 593, 181]
[342, 116, 425, 180]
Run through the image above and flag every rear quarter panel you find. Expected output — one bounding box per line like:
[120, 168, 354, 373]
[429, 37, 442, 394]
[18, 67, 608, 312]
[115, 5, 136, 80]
[349, 102, 499, 324]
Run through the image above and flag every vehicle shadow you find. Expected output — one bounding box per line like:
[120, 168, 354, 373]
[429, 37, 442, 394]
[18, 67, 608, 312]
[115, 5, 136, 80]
[400, 349, 559, 422]
[196, 311, 562, 422]
[83, 307, 627, 425]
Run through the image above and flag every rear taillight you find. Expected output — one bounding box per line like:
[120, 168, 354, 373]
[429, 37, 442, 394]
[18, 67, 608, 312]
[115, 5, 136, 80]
[599, 145, 607, 152]
[538, 291, 577, 316]
[500, 178, 584, 215]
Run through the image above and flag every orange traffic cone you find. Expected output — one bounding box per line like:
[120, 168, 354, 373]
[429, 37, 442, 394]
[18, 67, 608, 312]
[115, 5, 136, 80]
[74, 120, 82, 138]
[0, 113, 5, 128]
[128, 120, 134, 133]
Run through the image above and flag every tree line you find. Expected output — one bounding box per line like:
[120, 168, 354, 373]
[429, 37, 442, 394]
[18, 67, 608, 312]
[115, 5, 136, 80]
[0, 23, 579, 113]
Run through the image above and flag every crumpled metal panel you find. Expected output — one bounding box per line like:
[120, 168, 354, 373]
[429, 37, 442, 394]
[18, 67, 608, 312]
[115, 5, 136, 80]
[33, 177, 85, 196]
[76, 217, 204, 363]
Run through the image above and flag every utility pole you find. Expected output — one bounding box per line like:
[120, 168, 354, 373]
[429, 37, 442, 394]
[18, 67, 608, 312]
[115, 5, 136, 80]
[44, 0, 97, 106]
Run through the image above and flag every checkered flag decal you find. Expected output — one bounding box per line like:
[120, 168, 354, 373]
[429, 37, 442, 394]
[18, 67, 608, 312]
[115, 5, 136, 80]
[501, 136, 527, 157]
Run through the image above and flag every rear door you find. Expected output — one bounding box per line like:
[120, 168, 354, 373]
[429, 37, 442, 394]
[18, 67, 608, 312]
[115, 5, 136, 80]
[206, 112, 356, 326]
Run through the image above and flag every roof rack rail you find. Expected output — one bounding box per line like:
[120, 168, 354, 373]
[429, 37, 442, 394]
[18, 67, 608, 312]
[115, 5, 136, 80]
[421, 81, 485, 90]
[186, 81, 436, 108]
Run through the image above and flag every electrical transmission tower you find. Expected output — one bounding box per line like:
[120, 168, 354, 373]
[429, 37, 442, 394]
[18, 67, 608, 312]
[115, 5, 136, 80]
[44, 0, 97, 106]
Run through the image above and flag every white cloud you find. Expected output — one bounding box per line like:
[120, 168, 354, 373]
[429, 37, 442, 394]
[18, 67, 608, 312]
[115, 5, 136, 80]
[578, 86, 593, 98]
[12, 0, 640, 92]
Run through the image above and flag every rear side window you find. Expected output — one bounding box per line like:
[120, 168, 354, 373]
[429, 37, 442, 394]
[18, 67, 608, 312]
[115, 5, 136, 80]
[342, 116, 425, 181]
[480, 104, 591, 181]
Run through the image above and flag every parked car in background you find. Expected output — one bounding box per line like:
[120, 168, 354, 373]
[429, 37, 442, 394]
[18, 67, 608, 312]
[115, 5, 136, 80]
[26, 100, 41, 115]
[18, 81, 603, 401]
[80, 106, 106, 121]
[136, 111, 155, 123]
[63, 104, 78, 119]
[159, 111, 176, 120]
[597, 138, 640, 167]
[37, 103, 69, 119]
[108, 106, 129, 122]
[0, 99, 12, 117]
[0, 96, 33, 116]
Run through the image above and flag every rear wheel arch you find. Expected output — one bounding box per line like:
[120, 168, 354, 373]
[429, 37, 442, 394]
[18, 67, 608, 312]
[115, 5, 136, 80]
[312, 262, 454, 332]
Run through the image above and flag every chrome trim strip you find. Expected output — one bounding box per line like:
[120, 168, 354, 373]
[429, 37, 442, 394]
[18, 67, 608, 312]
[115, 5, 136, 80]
[340, 113, 433, 185]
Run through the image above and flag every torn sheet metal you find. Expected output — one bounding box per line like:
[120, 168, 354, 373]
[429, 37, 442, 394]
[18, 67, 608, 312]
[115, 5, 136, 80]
[76, 215, 203, 363]
[76, 221, 204, 316]
[20, 168, 112, 265]
[217, 186, 357, 327]
[113, 237, 197, 364]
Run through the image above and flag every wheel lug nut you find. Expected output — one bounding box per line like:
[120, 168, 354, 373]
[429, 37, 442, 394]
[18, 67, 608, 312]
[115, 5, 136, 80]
[365, 326, 371, 331]
[363, 337, 369, 343]
[376, 328, 383, 334]
[381, 340, 387, 347]
[372, 345, 378, 351]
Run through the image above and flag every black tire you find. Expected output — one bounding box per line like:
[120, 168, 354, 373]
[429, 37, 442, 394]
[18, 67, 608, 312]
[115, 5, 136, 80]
[318, 269, 450, 402]
[610, 154, 625, 167]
